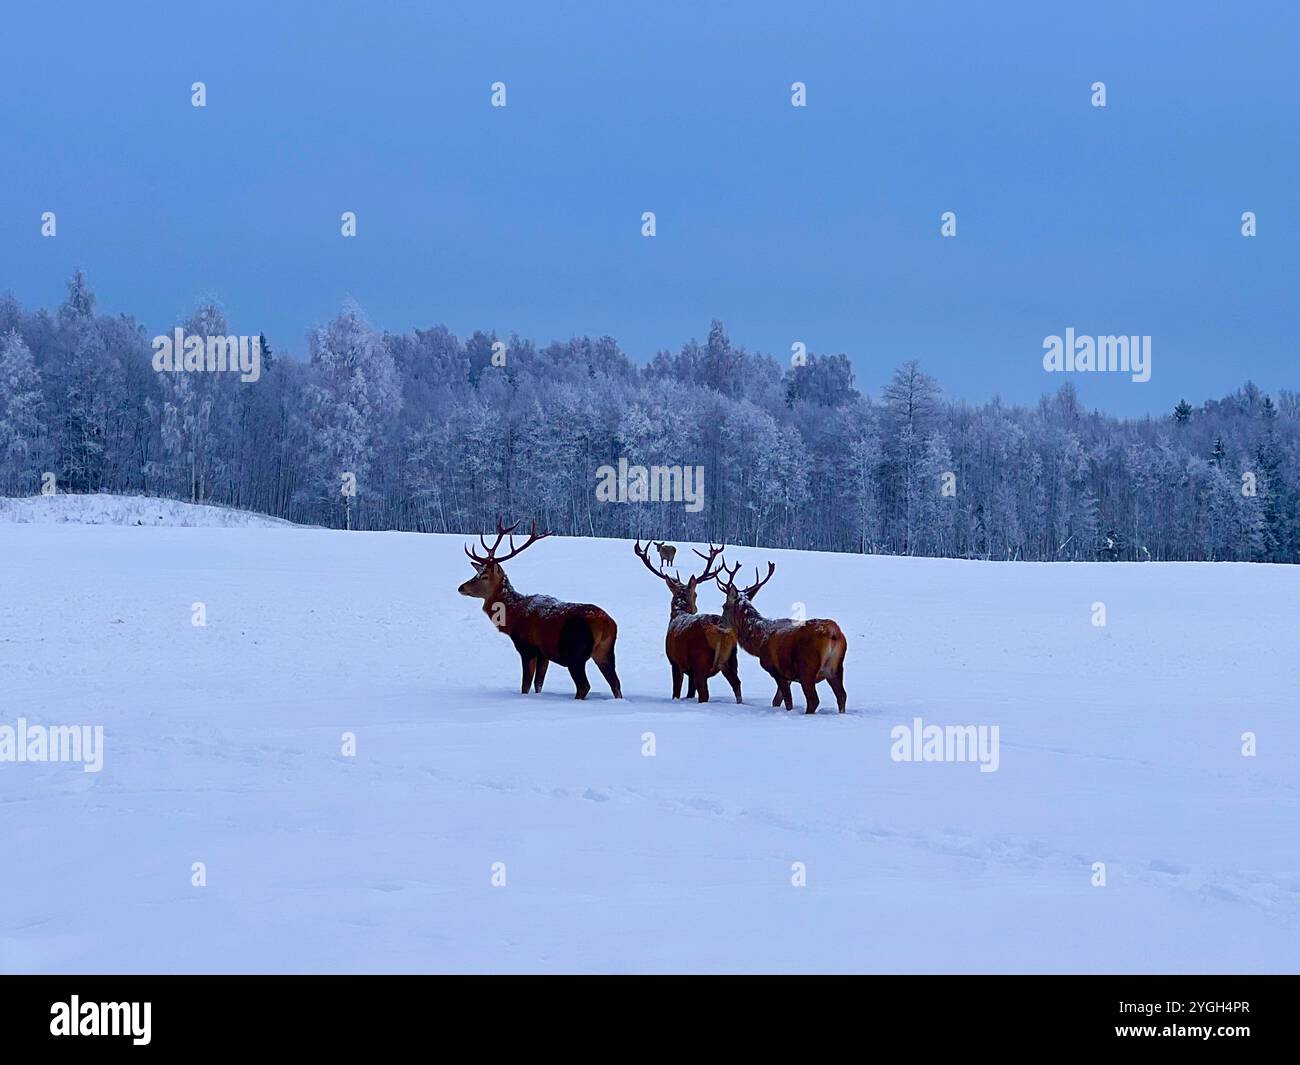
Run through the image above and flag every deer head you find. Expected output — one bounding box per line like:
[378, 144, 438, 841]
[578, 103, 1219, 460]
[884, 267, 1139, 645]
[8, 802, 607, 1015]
[715, 559, 775, 624]
[634, 540, 725, 615]
[458, 518, 551, 600]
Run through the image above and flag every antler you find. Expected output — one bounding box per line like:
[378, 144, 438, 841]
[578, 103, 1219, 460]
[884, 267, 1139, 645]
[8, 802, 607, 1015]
[689, 542, 727, 586]
[742, 562, 776, 599]
[633, 540, 674, 585]
[494, 518, 551, 563]
[465, 517, 519, 565]
[465, 517, 550, 566]
[714, 558, 775, 599]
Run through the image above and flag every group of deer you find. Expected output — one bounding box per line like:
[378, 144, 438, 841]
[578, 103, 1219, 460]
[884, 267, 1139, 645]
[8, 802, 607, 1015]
[458, 519, 848, 713]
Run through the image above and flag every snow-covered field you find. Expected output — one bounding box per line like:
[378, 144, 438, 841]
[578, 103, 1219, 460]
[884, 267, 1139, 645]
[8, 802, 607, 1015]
[0, 493, 298, 528]
[2, 495, 1297, 973]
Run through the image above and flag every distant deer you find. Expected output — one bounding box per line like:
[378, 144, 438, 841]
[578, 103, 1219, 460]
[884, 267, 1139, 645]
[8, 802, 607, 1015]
[653, 541, 677, 567]
[458, 518, 622, 700]
[634, 540, 742, 703]
[716, 561, 847, 714]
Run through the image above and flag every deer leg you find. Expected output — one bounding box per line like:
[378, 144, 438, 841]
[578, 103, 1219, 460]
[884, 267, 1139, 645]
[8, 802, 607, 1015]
[595, 657, 621, 702]
[594, 653, 622, 699]
[520, 653, 537, 694]
[694, 673, 710, 703]
[533, 657, 549, 693]
[828, 669, 847, 713]
[587, 627, 622, 699]
[778, 679, 794, 711]
[800, 678, 820, 715]
[764, 668, 789, 709]
[721, 649, 743, 704]
[568, 662, 592, 700]
[686, 676, 696, 699]
[671, 663, 684, 699]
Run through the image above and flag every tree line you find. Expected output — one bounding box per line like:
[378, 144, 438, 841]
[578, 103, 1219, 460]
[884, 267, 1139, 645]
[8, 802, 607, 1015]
[1, 272, 1296, 563]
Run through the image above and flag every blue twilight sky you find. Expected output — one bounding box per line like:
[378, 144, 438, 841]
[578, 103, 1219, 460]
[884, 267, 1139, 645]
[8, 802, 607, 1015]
[1, 0, 1296, 415]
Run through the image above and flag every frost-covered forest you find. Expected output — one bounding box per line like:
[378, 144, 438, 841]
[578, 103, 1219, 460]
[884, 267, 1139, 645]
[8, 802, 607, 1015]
[1, 271, 1296, 562]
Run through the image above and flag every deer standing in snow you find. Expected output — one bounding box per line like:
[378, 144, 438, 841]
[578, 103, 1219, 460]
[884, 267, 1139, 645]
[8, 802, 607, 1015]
[716, 561, 848, 713]
[458, 519, 623, 700]
[633, 540, 741, 703]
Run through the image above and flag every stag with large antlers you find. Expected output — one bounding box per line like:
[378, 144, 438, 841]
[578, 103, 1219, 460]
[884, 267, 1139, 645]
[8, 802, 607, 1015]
[716, 560, 847, 713]
[458, 519, 623, 700]
[633, 540, 742, 703]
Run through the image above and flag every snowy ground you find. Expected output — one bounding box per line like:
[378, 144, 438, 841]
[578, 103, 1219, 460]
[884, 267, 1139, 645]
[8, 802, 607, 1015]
[1, 496, 1297, 973]
[0, 493, 298, 528]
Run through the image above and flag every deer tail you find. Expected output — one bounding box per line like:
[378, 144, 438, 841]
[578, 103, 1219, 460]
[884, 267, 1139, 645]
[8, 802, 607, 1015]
[819, 623, 847, 678]
[712, 626, 737, 674]
[588, 610, 618, 664]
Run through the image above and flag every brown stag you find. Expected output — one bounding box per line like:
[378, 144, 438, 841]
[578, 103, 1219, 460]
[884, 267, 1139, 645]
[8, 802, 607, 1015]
[653, 541, 677, 567]
[716, 561, 848, 714]
[633, 540, 741, 703]
[458, 519, 623, 700]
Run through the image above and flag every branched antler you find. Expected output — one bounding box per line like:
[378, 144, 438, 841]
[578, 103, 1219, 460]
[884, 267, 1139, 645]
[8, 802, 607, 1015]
[638, 540, 728, 588]
[715, 558, 775, 599]
[465, 517, 551, 566]
[633, 539, 674, 584]
[689, 543, 727, 586]
[743, 562, 776, 599]
[715, 559, 742, 592]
